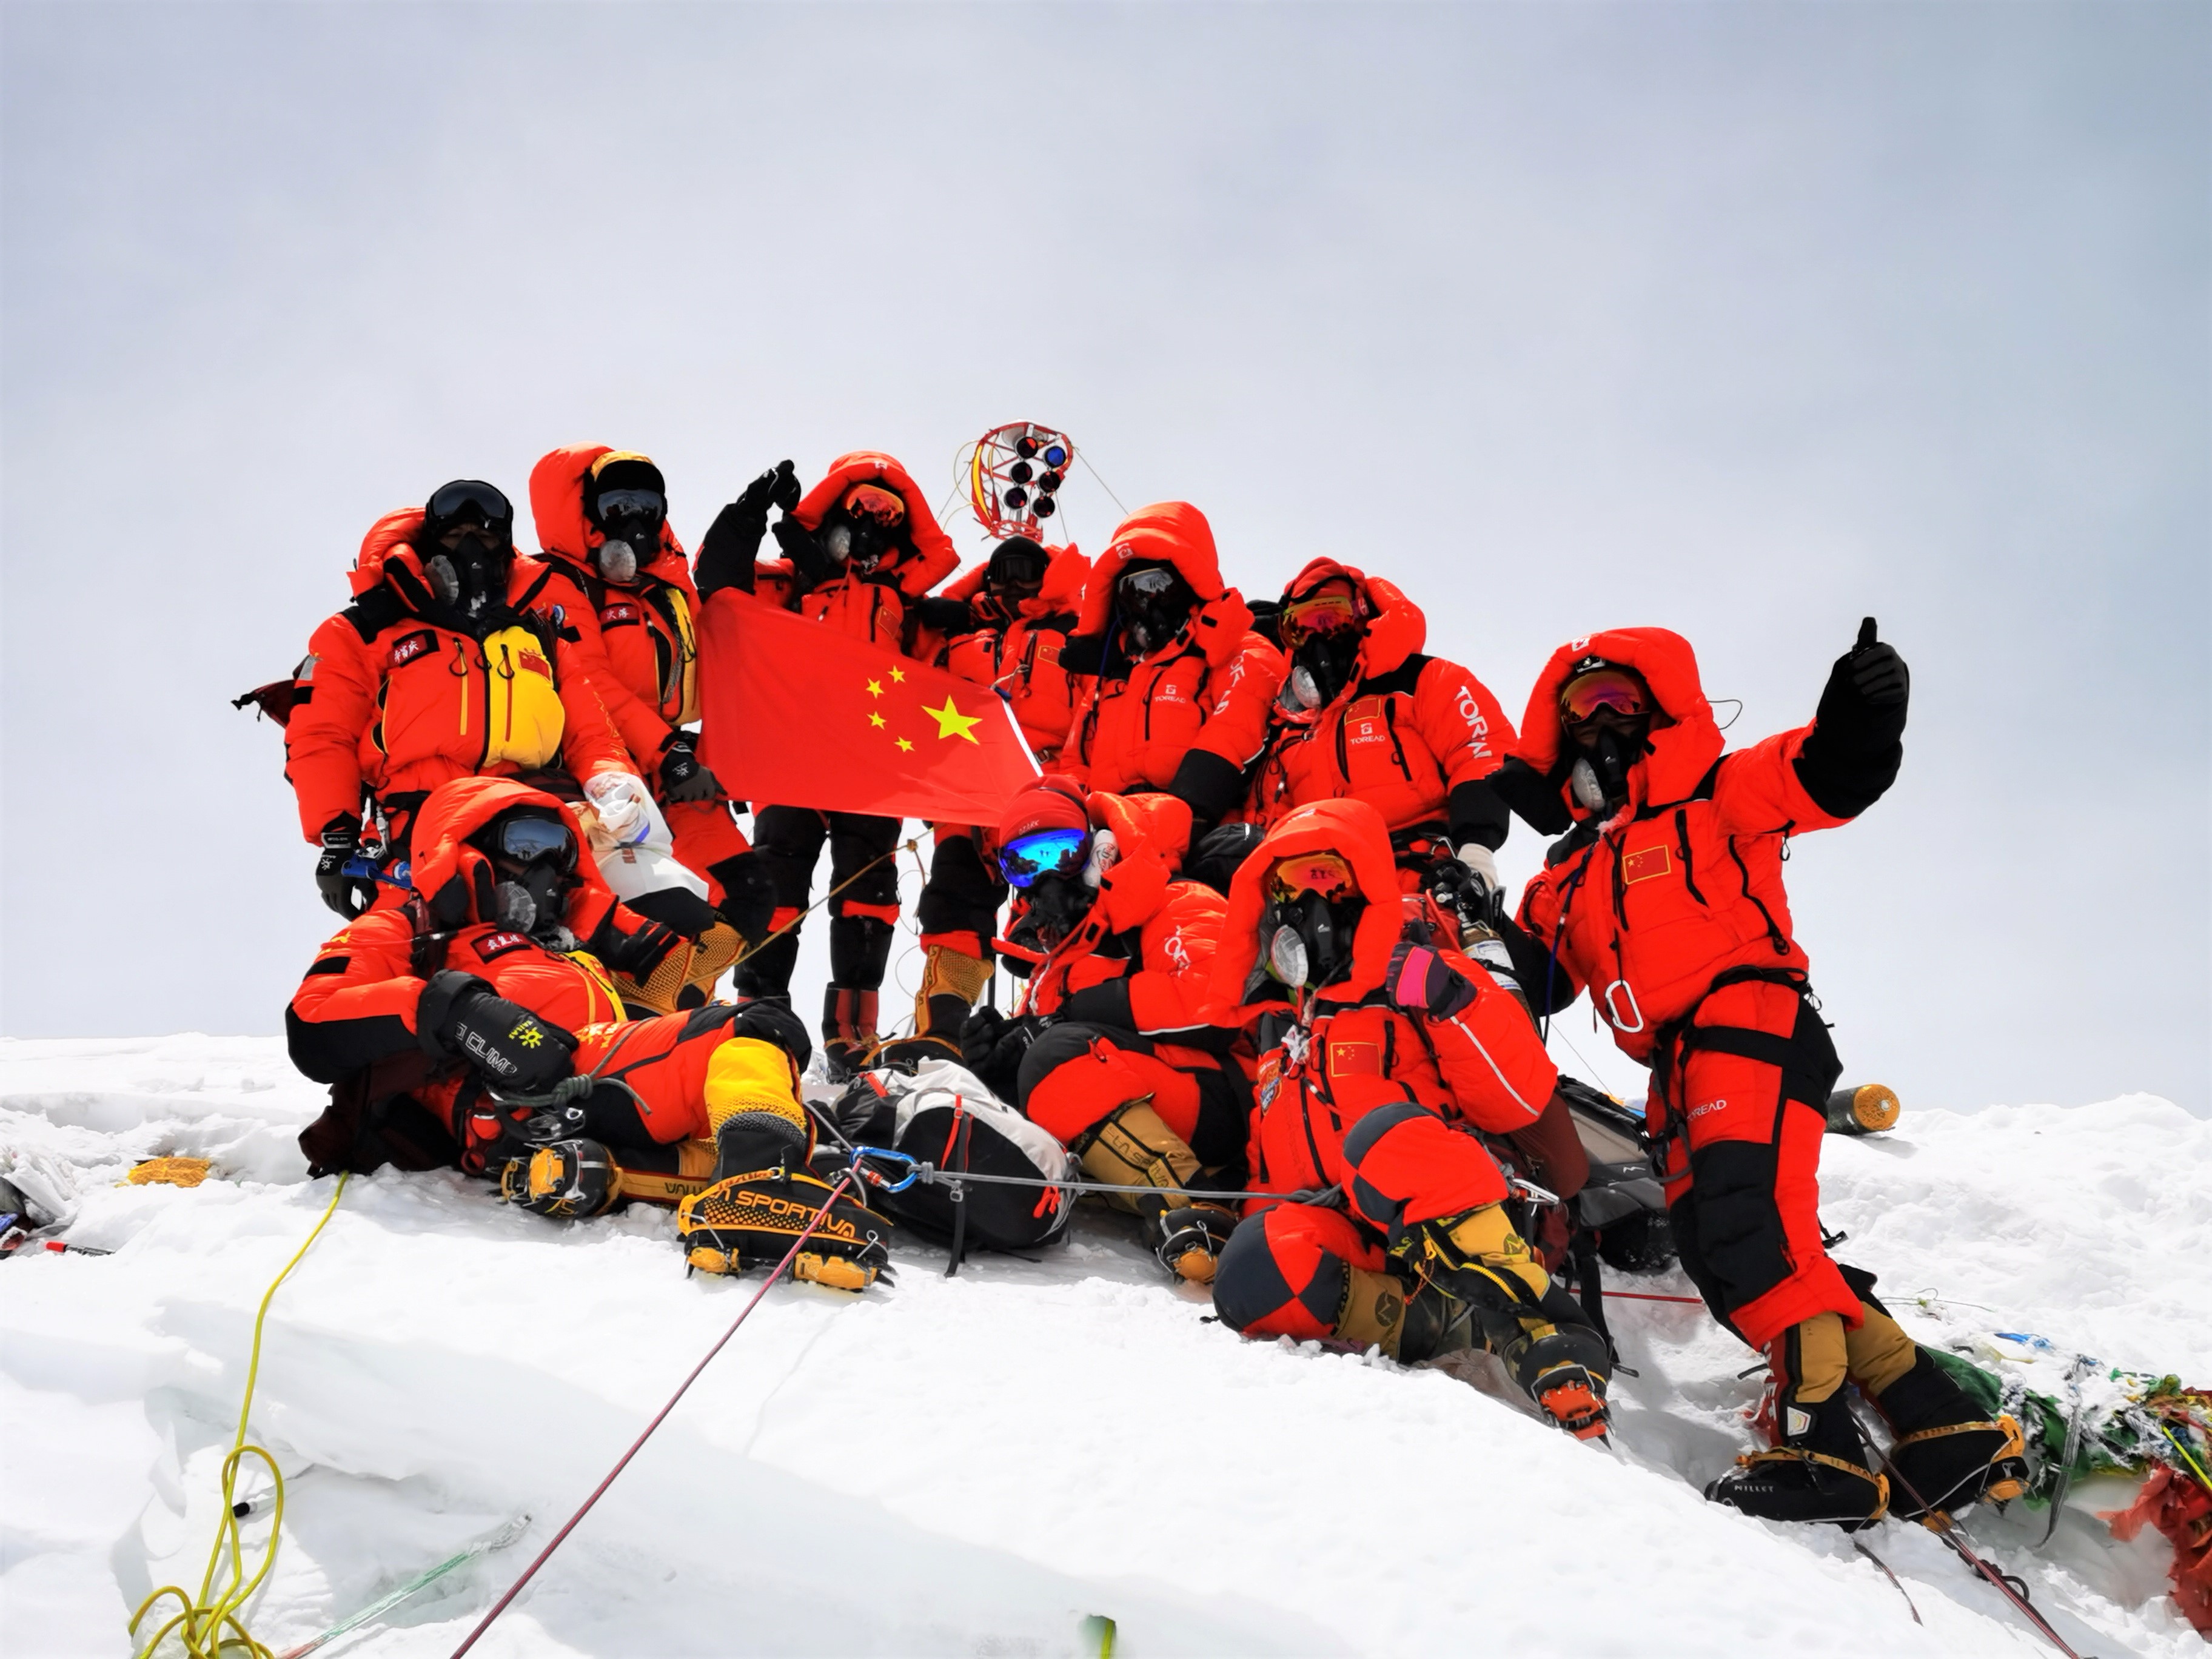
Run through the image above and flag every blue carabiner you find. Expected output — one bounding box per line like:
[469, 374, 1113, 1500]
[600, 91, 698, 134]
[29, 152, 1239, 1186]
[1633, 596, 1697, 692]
[850, 1145, 923, 1193]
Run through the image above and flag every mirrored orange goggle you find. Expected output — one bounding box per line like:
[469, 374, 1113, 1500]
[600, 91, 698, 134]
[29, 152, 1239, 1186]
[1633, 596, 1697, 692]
[1279, 591, 1362, 646]
[1559, 667, 1649, 725]
[842, 483, 907, 528]
[1267, 851, 1355, 902]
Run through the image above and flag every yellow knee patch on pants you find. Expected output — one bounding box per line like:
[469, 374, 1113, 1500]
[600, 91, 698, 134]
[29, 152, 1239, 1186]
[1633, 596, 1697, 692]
[703, 1037, 806, 1139]
[1443, 1202, 1551, 1302]
[1078, 1101, 1201, 1214]
[1781, 1312, 1851, 1405]
[1844, 1302, 1919, 1397]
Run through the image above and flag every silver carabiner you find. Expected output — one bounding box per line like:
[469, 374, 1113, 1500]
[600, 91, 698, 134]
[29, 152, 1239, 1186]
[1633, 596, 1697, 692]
[1601, 978, 1646, 1033]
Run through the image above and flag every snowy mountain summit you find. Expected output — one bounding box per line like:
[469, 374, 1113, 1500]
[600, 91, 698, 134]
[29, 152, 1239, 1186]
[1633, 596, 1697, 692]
[2, 1036, 2207, 1657]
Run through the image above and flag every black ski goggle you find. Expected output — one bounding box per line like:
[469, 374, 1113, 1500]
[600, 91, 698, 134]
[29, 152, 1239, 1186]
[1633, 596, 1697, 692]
[1120, 567, 1177, 599]
[596, 488, 665, 522]
[426, 479, 513, 531]
[489, 815, 577, 874]
[992, 546, 1047, 589]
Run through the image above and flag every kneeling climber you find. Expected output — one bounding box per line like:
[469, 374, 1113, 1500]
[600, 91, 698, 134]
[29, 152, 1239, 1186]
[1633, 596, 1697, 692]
[1205, 799, 1612, 1441]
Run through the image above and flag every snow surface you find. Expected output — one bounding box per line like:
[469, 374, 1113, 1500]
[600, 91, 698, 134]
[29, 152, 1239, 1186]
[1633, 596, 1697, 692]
[2, 1035, 2207, 1658]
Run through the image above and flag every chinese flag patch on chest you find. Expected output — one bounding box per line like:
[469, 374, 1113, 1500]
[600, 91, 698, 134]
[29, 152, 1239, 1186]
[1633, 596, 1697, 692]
[1621, 843, 1673, 885]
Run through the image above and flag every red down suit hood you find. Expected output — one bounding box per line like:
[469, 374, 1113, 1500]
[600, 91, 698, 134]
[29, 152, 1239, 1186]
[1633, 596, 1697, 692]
[527, 443, 689, 581]
[408, 775, 618, 933]
[789, 451, 959, 598]
[1515, 626, 1726, 821]
[1205, 797, 1404, 1021]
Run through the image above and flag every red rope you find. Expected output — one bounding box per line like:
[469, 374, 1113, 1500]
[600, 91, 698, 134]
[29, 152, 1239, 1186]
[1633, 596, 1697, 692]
[449, 1171, 859, 1657]
[1601, 1290, 1704, 1305]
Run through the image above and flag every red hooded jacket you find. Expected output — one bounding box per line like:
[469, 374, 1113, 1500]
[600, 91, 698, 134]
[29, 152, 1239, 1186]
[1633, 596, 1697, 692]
[1059, 503, 1284, 814]
[286, 509, 632, 846]
[941, 543, 1090, 760]
[1513, 627, 1852, 1061]
[1247, 559, 1516, 851]
[526, 444, 707, 774]
[1205, 800, 1555, 1198]
[286, 777, 679, 1129]
[996, 789, 1227, 1037]
[771, 452, 960, 659]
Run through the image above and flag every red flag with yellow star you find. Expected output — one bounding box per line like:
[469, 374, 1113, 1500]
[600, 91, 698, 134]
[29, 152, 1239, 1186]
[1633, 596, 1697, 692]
[694, 591, 1041, 820]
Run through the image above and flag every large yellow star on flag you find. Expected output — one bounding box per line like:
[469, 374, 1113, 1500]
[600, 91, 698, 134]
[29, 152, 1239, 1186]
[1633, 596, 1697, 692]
[923, 694, 982, 743]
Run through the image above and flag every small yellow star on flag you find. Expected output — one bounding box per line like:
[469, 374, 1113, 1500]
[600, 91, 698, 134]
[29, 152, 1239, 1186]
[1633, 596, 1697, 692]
[896, 736, 914, 752]
[923, 695, 982, 743]
[866, 679, 883, 697]
[869, 712, 885, 728]
[890, 666, 907, 683]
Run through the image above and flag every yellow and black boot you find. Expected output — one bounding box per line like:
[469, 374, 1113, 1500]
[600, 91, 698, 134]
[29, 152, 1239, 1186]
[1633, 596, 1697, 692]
[1076, 1101, 1235, 1283]
[1708, 1315, 1889, 1529]
[498, 1138, 622, 1219]
[675, 1037, 893, 1289]
[879, 945, 994, 1073]
[1870, 1349, 2028, 1521]
[822, 986, 882, 1084]
[1395, 1202, 1612, 1439]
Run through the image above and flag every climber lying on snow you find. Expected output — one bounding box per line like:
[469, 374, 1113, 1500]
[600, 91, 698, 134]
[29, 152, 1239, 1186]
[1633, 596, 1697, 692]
[287, 774, 890, 1288]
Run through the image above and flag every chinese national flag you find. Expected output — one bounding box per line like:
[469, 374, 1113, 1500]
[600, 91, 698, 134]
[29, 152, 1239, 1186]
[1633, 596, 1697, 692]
[695, 592, 1040, 821]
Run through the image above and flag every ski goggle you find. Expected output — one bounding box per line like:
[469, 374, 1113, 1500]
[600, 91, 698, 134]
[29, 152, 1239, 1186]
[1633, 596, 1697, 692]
[999, 827, 1090, 889]
[841, 483, 907, 527]
[425, 479, 513, 531]
[1279, 590, 1363, 647]
[595, 488, 665, 522]
[1119, 566, 1178, 598]
[1266, 850, 1355, 903]
[991, 543, 1047, 589]
[1560, 667, 1650, 726]
[488, 814, 578, 874]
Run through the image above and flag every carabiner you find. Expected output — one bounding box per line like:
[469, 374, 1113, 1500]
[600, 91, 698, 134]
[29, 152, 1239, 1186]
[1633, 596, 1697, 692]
[1600, 979, 1646, 1033]
[850, 1145, 924, 1193]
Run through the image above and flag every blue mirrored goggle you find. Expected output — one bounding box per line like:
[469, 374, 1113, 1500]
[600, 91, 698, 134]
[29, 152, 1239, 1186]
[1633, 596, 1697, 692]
[999, 828, 1089, 888]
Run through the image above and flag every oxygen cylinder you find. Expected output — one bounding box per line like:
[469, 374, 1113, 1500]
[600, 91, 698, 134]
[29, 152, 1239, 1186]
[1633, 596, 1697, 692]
[1825, 1082, 1901, 1136]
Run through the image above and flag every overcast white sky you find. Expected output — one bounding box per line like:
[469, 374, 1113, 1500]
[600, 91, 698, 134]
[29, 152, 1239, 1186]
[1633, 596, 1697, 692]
[2, 2, 2204, 1114]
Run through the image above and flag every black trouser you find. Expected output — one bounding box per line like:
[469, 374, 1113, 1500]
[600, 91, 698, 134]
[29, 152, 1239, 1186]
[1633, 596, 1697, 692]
[736, 806, 903, 999]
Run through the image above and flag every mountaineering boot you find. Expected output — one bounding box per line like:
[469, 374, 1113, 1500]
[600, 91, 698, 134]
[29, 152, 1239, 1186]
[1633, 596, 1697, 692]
[1870, 1349, 2028, 1521]
[498, 1138, 620, 1218]
[675, 1039, 892, 1289]
[1074, 1100, 1231, 1282]
[1395, 1202, 1612, 1439]
[879, 945, 994, 1072]
[1708, 1314, 1888, 1528]
[821, 985, 881, 1084]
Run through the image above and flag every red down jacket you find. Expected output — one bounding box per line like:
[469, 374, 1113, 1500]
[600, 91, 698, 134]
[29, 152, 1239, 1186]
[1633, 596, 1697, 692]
[1059, 503, 1284, 819]
[776, 452, 960, 659]
[940, 542, 1090, 761]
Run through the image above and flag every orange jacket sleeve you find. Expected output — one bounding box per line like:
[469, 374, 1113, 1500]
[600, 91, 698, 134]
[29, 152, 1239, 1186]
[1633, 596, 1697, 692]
[547, 570, 677, 771]
[1423, 953, 1557, 1132]
[286, 613, 381, 843]
[285, 912, 432, 1082]
[1411, 657, 1515, 791]
[551, 634, 635, 782]
[1515, 861, 1592, 1010]
[1124, 884, 1232, 1034]
[1191, 631, 1287, 771]
[1712, 727, 1852, 839]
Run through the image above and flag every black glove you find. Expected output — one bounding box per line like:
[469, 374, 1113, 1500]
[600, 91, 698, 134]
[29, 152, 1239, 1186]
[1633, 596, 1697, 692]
[1385, 940, 1479, 1020]
[707, 851, 776, 943]
[959, 1007, 1040, 1099]
[425, 975, 577, 1096]
[911, 595, 975, 635]
[1844, 615, 1908, 706]
[313, 816, 372, 919]
[1425, 856, 1502, 931]
[695, 460, 797, 598]
[659, 732, 723, 803]
[771, 515, 837, 586]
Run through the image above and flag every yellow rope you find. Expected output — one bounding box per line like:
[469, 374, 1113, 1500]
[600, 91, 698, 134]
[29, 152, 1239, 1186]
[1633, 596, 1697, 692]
[726, 836, 921, 973]
[129, 1173, 350, 1658]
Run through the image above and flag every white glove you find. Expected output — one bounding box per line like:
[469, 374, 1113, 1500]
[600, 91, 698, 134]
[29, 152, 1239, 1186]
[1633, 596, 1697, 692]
[1455, 842, 1500, 902]
[584, 772, 655, 847]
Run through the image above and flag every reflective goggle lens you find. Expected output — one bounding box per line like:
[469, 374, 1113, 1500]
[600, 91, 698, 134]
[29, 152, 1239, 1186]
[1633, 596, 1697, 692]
[1266, 851, 1354, 902]
[596, 488, 665, 521]
[1000, 828, 1089, 888]
[1120, 566, 1176, 597]
[1560, 668, 1649, 725]
[842, 483, 907, 527]
[494, 816, 577, 872]
[426, 479, 513, 529]
[994, 546, 1046, 586]
[1281, 592, 1361, 646]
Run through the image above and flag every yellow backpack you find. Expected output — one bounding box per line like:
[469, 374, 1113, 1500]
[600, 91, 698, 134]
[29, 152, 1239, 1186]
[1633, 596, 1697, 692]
[481, 624, 566, 769]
